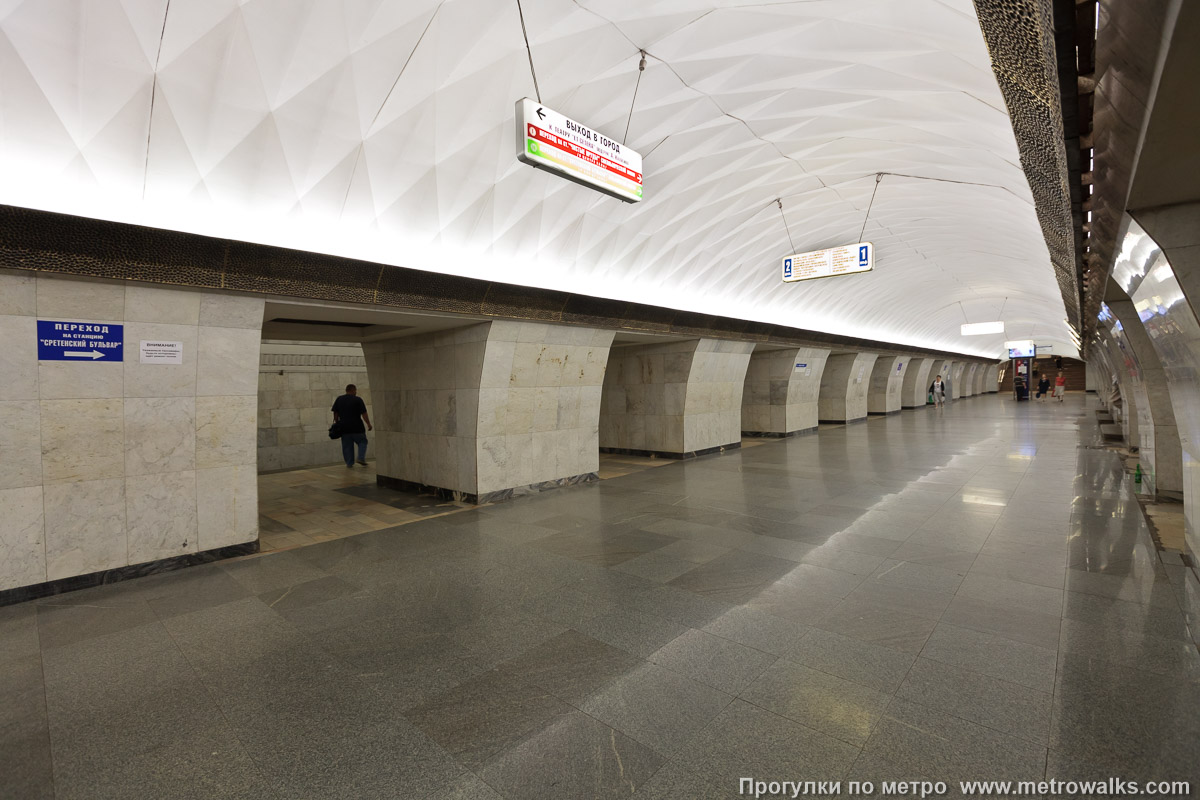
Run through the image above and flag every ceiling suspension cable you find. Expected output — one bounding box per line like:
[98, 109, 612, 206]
[516, 0, 542, 103]
[777, 198, 797, 254]
[858, 172, 883, 243]
[623, 51, 647, 144]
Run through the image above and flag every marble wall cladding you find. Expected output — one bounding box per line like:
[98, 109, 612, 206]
[867, 356, 906, 414]
[197, 465, 258, 550]
[41, 398, 125, 484]
[0, 314, 38, 400]
[600, 338, 753, 453]
[0, 400, 41, 490]
[256, 356, 371, 472]
[740, 346, 831, 434]
[1108, 297, 1182, 494]
[126, 471, 199, 564]
[198, 326, 261, 396]
[818, 352, 877, 422]
[0, 272, 264, 592]
[901, 358, 933, 407]
[124, 397, 196, 476]
[600, 339, 698, 453]
[962, 364, 978, 396]
[0, 270, 36, 315]
[682, 339, 754, 452]
[951, 362, 966, 399]
[43, 478, 126, 581]
[985, 363, 1000, 392]
[1115, 215, 1200, 554]
[0, 486, 45, 591]
[366, 322, 614, 497]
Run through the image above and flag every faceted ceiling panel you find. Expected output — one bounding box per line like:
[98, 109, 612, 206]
[0, 0, 1072, 357]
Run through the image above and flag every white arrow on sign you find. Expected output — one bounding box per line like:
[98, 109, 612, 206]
[63, 349, 106, 360]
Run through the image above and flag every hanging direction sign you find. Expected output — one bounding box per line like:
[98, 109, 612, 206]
[782, 242, 873, 283]
[516, 98, 643, 203]
[37, 320, 124, 361]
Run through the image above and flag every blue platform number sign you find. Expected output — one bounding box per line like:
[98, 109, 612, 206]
[783, 258, 793, 279]
[37, 320, 124, 362]
[859, 245, 869, 266]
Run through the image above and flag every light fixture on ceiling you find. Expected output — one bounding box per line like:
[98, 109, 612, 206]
[961, 321, 1005, 335]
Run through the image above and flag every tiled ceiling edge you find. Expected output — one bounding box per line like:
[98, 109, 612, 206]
[0, 203, 992, 363]
[972, 0, 1080, 333]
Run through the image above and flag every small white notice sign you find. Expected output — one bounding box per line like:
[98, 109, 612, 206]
[140, 340, 183, 365]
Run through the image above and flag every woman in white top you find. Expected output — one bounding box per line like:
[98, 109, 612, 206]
[930, 375, 946, 408]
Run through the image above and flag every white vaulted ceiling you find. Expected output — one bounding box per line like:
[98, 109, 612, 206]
[0, 0, 1073, 357]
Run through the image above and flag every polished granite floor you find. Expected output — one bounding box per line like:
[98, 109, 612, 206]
[3, 394, 1199, 799]
[255, 450, 694, 553]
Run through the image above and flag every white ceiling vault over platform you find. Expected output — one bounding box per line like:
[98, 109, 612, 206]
[0, 0, 1072, 357]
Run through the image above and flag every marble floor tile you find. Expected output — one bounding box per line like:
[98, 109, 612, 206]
[896, 657, 1054, 745]
[649, 628, 777, 695]
[940, 594, 1062, 651]
[700, 605, 810, 656]
[404, 668, 574, 769]
[496, 629, 641, 705]
[573, 609, 690, 659]
[863, 697, 1047, 784]
[783, 627, 918, 693]
[919, 622, 1058, 692]
[659, 550, 796, 604]
[579, 662, 734, 756]
[740, 659, 892, 745]
[814, 598, 939, 653]
[478, 711, 664, 799]
[677, 699, 860, 791]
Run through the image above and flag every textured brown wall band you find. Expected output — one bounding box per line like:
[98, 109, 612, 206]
[972, 0, 1081, 331]
[0, 203, 990, 364]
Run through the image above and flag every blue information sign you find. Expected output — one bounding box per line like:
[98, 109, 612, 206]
[37, 320, 124, 362]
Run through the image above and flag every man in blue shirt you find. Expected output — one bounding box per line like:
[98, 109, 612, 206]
[331, 384, 372, 467]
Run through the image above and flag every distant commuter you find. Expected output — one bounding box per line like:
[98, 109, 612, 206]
[1054, 370, 1066, 402]
[1036, 373, 1050, 402]
[331, 384, 372, 467]
[930, 375, 946, 408]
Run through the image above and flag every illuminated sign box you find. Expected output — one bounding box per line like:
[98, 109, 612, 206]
[1005, 340, 1035, 358]
[961, 321, 1004, 336]
[782, 242, 873, 283]
[515, 98, 643, 203]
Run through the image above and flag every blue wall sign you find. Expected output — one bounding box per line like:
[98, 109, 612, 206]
[37, 320, 124, 361]
[783, 258, 794, 279]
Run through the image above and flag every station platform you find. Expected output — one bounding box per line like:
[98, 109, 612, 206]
[3, 394, 1197, 798]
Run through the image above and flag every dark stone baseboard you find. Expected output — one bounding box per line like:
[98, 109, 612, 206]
[901, 403, 931, 409]
[867, 409, 902, 416]
[817, 417, 868, 425]
[741, 427, 817, 439]
[0, 541, 260, 608]
[599, 441, 741, 460]
[377, 471, 600, 505]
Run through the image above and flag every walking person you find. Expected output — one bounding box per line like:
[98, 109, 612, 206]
[1035, 373, 1050, 402]
[1054, 370, 1067, 402]
[331, 384, 372, 467]
[930, 374, 946, 408]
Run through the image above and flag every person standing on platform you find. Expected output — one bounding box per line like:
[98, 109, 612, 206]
[930, 374, 946, 408]
[1054, 370, 1067, 402]
[331, 383, 372, 467]
[1036, 373, 1050, 402]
